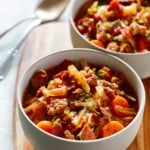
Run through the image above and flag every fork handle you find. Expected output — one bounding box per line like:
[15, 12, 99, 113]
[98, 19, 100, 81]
[0, 18, 42, 81]
[0, 15, 37, 38]
[0, 17, 30, 38]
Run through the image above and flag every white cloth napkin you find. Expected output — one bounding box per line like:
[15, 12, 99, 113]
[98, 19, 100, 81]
[0, 57, 19, 149]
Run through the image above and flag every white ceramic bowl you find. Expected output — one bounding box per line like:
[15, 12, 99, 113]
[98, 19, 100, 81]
[69, 0, 150, 79]
[17, 49, 145, 150]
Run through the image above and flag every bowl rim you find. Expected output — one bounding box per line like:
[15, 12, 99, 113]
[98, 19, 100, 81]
[69, 0, 150, 56]
[17, 48, 146, 143]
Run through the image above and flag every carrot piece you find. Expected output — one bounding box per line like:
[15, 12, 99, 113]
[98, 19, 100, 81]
[102, 121, 124, 138]
[111, 95, 130, 116]
[37, 120, 52, 133]
[112, 95, 129, 107]
[113, 105, 136, 116]
[90, 40, 104, 48]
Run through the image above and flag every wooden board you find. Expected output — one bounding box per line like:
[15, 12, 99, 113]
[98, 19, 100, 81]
[13, 22, 150, 150]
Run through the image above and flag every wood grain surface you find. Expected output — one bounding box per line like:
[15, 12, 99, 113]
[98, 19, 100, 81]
[13, 22, 150, 150]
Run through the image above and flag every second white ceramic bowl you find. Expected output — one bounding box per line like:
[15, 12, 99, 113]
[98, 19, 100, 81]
[69, 0, 150, 79]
